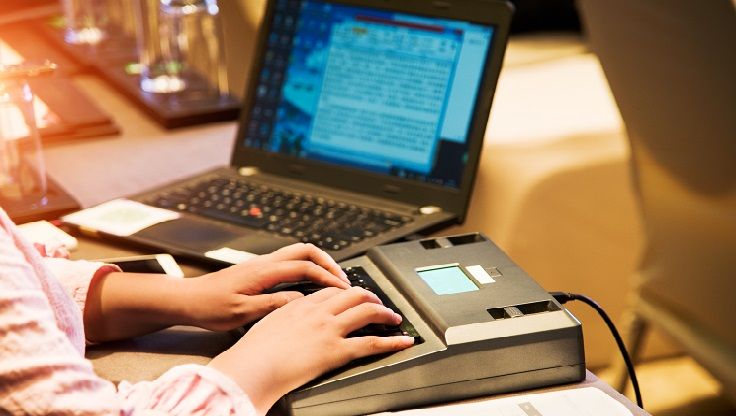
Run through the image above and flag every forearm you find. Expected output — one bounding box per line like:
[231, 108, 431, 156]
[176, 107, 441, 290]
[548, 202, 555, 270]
[84, 272, 198, 342]
[82, 243, 353, 343]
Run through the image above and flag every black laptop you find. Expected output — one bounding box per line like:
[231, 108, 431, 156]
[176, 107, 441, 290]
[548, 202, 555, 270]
[66, 0, 512, 265]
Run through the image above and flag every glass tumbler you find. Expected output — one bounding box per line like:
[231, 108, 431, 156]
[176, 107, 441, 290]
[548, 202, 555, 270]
[135, 0, 227, 96]
[0, 65, 53, 208]
[61, 0, 109, 45]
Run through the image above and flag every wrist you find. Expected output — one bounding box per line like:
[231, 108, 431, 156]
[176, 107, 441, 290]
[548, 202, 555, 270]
[169, 276, 208, 327]
[179, 272, 261, 332]
[209, 347, 283, 414]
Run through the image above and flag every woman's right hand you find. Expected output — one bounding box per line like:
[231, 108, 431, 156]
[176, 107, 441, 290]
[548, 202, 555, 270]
[208, 286, 415, 414]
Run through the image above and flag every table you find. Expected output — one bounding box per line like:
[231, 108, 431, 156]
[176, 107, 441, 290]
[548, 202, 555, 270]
[46, 30, 648, 415]
[42, 33, 662, 369]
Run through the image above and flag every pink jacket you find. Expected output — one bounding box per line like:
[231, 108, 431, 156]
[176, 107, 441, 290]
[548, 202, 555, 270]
[0, 209, 256, 415]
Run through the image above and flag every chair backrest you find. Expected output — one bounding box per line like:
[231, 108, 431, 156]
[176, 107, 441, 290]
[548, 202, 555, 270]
[576, 0, 736, 348]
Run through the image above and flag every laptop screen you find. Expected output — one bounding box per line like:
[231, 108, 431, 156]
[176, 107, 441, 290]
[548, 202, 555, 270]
[243, 0, 494, 189]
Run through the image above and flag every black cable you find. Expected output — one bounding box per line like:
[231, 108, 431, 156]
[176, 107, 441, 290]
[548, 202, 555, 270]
[550, 291, 644, 410]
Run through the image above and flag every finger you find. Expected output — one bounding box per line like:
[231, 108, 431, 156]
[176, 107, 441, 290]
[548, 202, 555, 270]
[335, 302, 402, 335]
[343, 335, 415, 361]
[243, 291, 304, 321]
[303, 286, 345, 303]
[321, 286, 382, 315]
[266, 243, 348, 283]
[263, 261, 351, 289]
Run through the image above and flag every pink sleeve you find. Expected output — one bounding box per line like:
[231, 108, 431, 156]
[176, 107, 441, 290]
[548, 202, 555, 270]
[0, 215, 119, 412]
[42, 256, 120, 316]
[0, 209, 258, 415]
[119, 365, 258, 416]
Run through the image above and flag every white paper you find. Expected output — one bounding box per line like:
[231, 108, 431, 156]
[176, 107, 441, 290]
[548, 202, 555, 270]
[372, 387, 632, 416]
[17, 220, 78, 250]
[205, 247, 258, 264]
[62, 199, 180, 237]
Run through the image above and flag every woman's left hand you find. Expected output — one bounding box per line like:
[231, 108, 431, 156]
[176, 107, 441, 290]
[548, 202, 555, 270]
[184, 243, 351, 331]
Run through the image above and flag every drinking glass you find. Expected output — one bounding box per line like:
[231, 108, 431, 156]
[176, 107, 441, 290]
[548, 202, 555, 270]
[135, 0, 227, 96]
[0, 64, 54, 208]
[61, 0, 109, 45]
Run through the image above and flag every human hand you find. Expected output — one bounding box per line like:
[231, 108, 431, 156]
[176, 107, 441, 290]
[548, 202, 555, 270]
[208, 286, 415, 414]
[185, 243, 351, 331]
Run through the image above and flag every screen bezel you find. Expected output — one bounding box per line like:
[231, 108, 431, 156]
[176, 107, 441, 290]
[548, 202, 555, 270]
[231, 0, 513, 221]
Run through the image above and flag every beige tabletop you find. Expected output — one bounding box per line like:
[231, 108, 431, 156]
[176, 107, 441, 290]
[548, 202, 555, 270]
[45, 30, 650, 414]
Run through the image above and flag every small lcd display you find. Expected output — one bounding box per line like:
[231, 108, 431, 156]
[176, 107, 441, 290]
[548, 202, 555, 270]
[417, 265, 478, 295]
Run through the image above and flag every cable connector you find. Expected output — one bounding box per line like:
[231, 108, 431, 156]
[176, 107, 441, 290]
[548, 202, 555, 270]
[550, 291, 574, 304]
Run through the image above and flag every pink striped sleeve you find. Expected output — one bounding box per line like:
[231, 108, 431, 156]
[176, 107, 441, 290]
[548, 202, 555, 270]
[42, 257, 120, 316]
[0, 214, 122, 413]
[0, 209, 258, 415]
[119, 365, 258, 416]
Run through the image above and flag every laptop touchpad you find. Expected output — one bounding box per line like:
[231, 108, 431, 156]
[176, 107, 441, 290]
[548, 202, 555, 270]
[225, 234, 295, 254]
[134, 217, 243, 252]
[134, 216, 296, 255]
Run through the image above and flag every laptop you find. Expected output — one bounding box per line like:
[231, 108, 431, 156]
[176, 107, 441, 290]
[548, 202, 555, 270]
[64, 0, 513, 265]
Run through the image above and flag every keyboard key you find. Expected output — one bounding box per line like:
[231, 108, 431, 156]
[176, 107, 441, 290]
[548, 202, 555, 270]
[147, 176, 413, 251]
[197, 207, 269, 228]
[266, 267, 423, 343]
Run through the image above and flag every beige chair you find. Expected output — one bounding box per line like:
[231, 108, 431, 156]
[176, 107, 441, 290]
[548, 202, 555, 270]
[577, 0, 736, 402]
[443, 39, 652, 367]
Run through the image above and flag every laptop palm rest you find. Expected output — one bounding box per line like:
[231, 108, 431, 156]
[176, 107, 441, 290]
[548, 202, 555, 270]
[134, 216, 294, 255]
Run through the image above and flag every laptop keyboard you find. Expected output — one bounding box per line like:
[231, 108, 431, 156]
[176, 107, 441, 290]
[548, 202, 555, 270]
[269, 266, 423, 343]
[145, 176, 413, 251]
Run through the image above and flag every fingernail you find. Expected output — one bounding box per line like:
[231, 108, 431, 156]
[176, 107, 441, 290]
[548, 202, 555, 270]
[402, 336, 415, 345]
